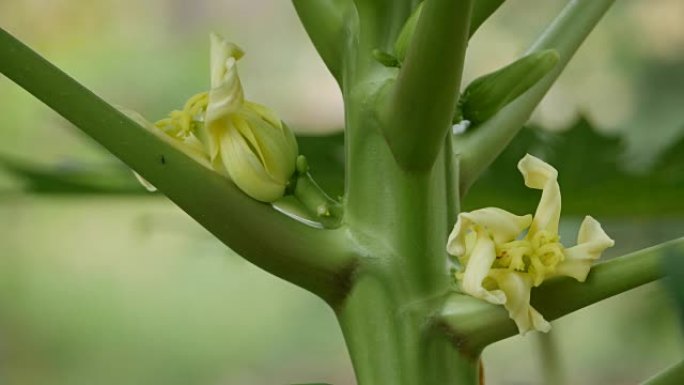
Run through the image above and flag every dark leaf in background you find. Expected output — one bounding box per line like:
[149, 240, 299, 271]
[663, 247, 684, 331]
[0, 132, 346, 197]
[296, 132, 345, 199]
[0, 155, 144, 194]
[2, 121, 683, 217]
[463, 117, 684, 216]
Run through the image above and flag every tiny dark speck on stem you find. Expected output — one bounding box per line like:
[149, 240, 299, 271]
[160, 155, 166, 165]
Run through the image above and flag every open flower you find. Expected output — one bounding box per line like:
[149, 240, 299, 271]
[447, 154, 614, 334]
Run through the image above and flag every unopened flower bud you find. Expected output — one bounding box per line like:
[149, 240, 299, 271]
[458, 49, 560, 124]
[202, 33, 298, 202]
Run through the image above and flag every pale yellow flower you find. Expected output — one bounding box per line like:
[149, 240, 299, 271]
[199, 33, 298, 202]
[126, 34, 298, 202]
[447, 154, 614, 334]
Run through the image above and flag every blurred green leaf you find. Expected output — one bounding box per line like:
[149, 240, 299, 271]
[464, 118, 684, 216]
[290, 383, 332, 385]
[0, 155, 144, 194]
[0, 132, 346, 197]
[5, 120, 684, 218]
[663, 248, 684, 330]
[296, 132, 345, 199]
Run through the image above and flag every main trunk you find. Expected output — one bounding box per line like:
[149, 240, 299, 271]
[337, 93, 479, 384]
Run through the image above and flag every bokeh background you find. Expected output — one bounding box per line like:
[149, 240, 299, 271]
[1, 0, 683, 384]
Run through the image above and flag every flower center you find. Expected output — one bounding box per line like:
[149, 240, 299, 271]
[494, 230, 565, 285]
[155, 91, 209, 139]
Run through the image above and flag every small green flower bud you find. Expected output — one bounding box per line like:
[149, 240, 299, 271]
[393, 2, 424, 63]
[458, 49, 560, 124]
[372, 49, 400, 68]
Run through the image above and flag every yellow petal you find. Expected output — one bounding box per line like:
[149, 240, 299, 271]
[447, 208, 532, 256]
[460, 228, 507, 305]
[204, 34, 246, 161]
[244, 100, 282, 129]
[209, 33, 245, 89]
[489, 270, 551, 334]
[118, 107, 211, 169]
[518, 154, 561, 236]
[220, 124, 285, 202]
[235, 110, 297, 185]
[556, 216, 615, 281]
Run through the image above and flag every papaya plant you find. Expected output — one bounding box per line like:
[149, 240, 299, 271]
[0, 0, 682, 384]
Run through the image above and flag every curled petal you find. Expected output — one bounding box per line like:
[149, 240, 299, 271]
[447, 208, 532, 256]
[460, 229, 507, 305]
[209, 33, 245, 89]
[518, 154, 561, 236]
[556, 216, 615, 281]
[204, 33, 246, 161]
[489, 270, 551, 334]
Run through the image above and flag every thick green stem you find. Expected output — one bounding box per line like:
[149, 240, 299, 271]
[438, 238, 683, 353]
[338, 276, 479, 384]
[0, 27, 357, 305]
[382, 0, 473, 170]
[292, 0, 352, 83]
[352, 0, 418, 49]
[457, 0, 616, 194]
[469, 0, 504, 37]
[337, 77, 478, 382]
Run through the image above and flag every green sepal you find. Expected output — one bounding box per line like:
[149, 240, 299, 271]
[457, 49, 560, 124]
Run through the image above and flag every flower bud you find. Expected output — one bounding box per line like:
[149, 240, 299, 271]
[458, 49, 560, 124]
[202, 34, 298, 202]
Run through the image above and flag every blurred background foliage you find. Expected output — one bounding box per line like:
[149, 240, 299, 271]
[0, 0, 683, 384]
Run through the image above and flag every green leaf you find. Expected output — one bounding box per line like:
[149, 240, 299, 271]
[663, 248, 684, 330]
